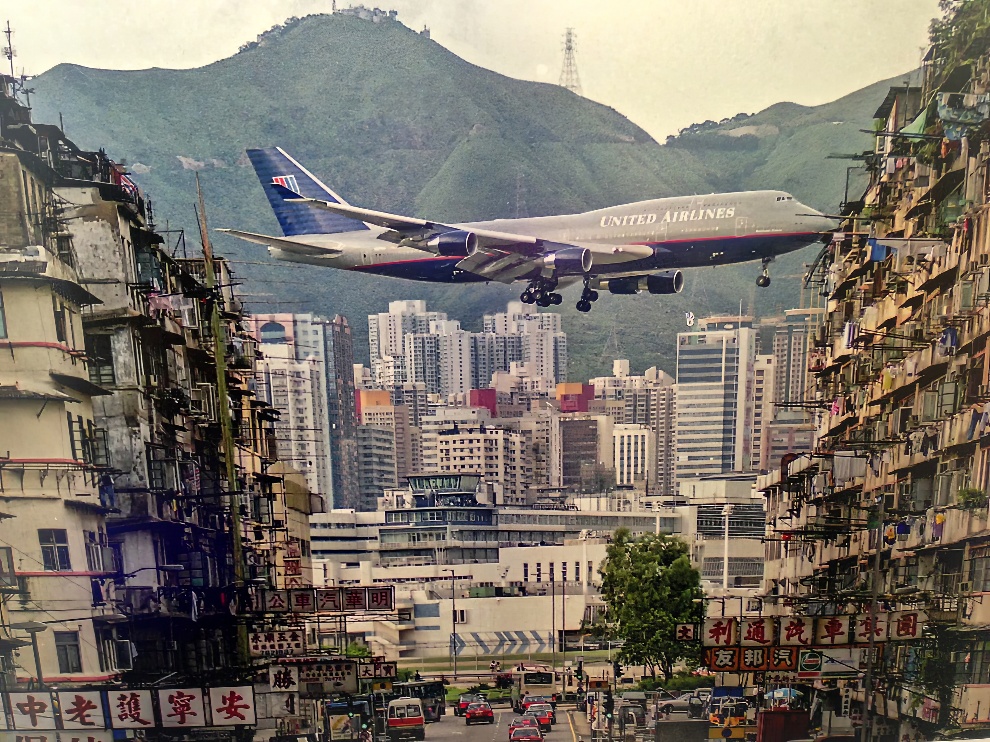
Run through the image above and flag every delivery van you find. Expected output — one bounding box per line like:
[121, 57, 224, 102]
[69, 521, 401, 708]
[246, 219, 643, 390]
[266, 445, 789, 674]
[387, 698, 426, 742]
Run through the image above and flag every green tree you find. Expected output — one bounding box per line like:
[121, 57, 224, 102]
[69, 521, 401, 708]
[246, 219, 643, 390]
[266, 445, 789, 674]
[598, 528, 704, 681]
[345, 641, 371, 658]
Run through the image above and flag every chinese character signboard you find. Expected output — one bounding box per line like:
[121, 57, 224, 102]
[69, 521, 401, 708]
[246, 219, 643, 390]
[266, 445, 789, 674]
[254, 587, 395, 615]
[111, 691, 154, 729]
[702, 618, 736, 647]
[768, 647, 798, 672]
[269, 665, 300, 691]
[157, 689, 206, 728]
[297, 660, 358, 693]
[208, 687, 256, 726]
[853, 613, 888, 643]
[740, 617, 774, 647]
[56, 692, 105, 730]
[814, 616, 851, 646]
[703, 647, 739, 671]
[264, 591, 289, 613]
[674, 624, 696, 641]
[889, 610, 926, 640]
[739, 647, 769, 671]
[779, 617, 812, 646]
[249, 629, 306, 657]
[9, 693, 56, 730]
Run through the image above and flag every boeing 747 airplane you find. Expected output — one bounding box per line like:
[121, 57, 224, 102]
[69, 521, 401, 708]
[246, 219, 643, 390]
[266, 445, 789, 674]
[221, 147, 836, 313]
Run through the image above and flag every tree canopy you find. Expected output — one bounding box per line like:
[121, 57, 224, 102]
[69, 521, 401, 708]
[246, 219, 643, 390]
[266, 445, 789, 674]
[597, 529, 704, 680]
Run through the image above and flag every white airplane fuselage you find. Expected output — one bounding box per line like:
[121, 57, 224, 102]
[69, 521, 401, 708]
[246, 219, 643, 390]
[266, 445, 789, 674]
[265, 189, 832, 283]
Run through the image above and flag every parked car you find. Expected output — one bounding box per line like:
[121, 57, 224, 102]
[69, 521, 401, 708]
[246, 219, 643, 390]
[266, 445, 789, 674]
[456, 694, 485, 717]
[464, 703, 495, 726]
[656, 692, 694, 715]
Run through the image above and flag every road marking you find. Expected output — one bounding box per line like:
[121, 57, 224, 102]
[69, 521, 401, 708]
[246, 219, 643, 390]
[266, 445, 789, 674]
[567, 711, 578, 742]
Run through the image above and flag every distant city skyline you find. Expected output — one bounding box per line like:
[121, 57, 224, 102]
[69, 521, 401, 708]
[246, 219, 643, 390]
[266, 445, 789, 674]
[6, 0, 941, 141]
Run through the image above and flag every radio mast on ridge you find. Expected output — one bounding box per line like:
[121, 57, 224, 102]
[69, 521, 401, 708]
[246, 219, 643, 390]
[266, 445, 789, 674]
[559, 28, 582, 96]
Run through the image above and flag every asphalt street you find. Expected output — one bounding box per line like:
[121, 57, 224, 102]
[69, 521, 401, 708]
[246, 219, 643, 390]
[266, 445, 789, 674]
[424, 708, 573, 742]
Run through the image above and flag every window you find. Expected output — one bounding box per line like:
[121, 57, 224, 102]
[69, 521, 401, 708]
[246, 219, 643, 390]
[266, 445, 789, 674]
[522, 563, 528, 582]
[0, 288, 6, 339]
[52, 295, 66, 343]
[55, 631, 82, 673]
[85, 334, 115, 385]
[39, 529, 71, 571]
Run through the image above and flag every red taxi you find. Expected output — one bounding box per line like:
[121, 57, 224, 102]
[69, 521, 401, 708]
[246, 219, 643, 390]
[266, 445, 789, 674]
[464, 703, 495, 725]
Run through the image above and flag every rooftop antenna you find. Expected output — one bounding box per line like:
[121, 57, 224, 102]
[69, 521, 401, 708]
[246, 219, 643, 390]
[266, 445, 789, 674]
[559, 28, 582, 96]
[3, 21, 13, 81]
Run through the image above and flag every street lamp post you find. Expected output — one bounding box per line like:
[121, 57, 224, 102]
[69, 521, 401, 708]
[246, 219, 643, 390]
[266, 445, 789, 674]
[442, 569, 458, 679]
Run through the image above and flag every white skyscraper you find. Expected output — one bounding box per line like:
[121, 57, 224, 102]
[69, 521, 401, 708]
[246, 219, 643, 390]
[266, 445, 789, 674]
[248, 314, 334, 504]
[482, 302, 567, 385]
[674, 316, 758, 490]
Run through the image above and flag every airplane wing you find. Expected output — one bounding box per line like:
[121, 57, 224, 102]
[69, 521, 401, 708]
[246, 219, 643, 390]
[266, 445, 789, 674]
[216, 229, 343, 256]
[271, 184, 540, 253]
[269, 184, 652, 282]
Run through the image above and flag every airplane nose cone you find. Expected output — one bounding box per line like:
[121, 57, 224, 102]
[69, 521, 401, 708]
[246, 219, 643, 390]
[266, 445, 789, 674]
[797, 204, 840, 234]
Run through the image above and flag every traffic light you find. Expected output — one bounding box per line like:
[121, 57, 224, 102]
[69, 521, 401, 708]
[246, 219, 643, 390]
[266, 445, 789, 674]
[603, 691, 614, 719]
[612, 660, 624, 679]
[347, 698, 356, 718]
[575, 660, 584, 680]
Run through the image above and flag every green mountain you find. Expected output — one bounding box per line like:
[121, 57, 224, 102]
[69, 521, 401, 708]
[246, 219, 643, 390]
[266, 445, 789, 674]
[31, 13, 891, 381]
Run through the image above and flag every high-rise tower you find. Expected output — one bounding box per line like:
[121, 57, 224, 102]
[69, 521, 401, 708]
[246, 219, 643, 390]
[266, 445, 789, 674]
[559, 28, 582, 96]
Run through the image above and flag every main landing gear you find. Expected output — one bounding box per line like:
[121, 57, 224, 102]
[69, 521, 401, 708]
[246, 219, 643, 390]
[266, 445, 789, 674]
[520, 279, 563, 307]
[756, 256, 773, 287]
[576, 277, 599, 313]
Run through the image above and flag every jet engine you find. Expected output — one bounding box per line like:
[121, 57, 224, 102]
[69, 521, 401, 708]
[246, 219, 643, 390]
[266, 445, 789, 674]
[605, 270, 684, 295]
[543, 247, 593, 276]
[428, 230, 478, 257]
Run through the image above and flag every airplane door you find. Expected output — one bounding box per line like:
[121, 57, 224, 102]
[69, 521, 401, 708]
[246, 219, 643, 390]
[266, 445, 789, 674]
[655, 220, 668, 243]
[735, 216, 751, 236]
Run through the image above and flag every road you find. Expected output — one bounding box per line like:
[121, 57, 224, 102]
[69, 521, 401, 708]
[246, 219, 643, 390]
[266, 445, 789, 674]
[425, 708, 573, 742]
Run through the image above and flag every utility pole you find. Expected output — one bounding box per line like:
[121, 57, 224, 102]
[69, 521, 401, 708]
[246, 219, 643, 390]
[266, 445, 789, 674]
[860, 494, 885, 742]
[443, 568, 458, 678]
[195, 174, 250, 666]
[559, 28, 582, 96]
[551, 567, 557, 696]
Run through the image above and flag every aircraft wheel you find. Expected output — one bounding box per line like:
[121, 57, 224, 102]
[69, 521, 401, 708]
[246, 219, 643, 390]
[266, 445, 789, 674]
[521, 289, 534, 303]
[588, 290, 599, 302]
[537, 295, 553, 308]
[576, 300, 592, 313]
[756, 274, 771, 287]
[550, 293, 563, 305]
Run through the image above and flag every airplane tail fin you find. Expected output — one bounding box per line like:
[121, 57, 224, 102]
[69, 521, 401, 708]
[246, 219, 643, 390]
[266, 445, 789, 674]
[246, 147, 369, 236]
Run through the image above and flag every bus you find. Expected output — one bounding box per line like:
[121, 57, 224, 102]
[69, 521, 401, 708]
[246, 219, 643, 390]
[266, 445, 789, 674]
[511, 672, 558, 712]
[391, 681, 446, 722]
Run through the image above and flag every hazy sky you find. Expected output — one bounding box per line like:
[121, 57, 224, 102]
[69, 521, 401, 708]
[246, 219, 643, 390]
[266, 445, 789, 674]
[6, 0, 942, 139]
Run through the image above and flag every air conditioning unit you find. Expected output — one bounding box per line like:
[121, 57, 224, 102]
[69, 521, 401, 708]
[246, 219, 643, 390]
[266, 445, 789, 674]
[114, 640, 135, 671]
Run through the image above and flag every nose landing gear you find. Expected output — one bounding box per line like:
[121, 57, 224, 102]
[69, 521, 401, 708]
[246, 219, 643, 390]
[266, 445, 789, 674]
[756, 256, 773, 287]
